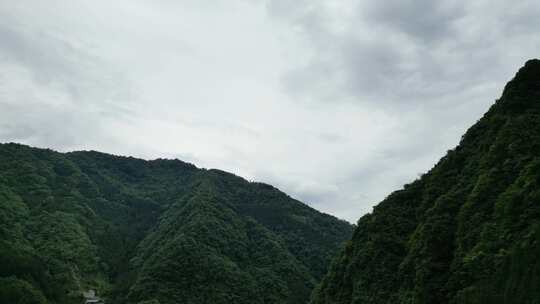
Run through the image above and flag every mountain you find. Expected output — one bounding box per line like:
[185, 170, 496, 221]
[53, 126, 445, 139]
[311, 60, 540, 304]
[0, 144, 353, 304]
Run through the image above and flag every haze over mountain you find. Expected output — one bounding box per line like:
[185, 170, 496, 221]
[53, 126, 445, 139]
[311, 60, 540, 304]
[0, 144, 352, 304]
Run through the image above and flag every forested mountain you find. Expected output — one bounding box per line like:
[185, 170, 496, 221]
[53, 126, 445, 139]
[0, 143, 353, 304]
[311, 60, 540, 304]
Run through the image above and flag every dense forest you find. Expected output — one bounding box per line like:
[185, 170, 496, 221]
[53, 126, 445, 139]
[0, 143, 352, 304]
[2, 59, 539, 304]
[311, 60, 540, 304]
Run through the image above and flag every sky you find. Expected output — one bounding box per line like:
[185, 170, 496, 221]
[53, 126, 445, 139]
[1, 0, 539, 222]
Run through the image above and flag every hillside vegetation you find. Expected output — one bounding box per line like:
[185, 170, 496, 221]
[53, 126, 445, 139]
[0, 143, 352, 304]
[311, 60, 540, 304]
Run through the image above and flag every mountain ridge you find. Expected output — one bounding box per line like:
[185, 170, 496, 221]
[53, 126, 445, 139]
[0, 142, 353, 304]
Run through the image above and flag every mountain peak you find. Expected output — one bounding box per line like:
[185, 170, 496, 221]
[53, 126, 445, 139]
[497, 59, 540, 112]
[517, 58, 540, 78]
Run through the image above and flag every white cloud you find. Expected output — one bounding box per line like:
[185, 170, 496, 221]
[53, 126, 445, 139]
[1, 0, 539, 222]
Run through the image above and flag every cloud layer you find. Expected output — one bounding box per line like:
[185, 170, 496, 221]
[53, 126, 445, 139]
[1, 0, 539, 221]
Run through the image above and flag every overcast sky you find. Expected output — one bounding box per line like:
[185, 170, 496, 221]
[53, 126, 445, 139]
[1, 0, 539, 222]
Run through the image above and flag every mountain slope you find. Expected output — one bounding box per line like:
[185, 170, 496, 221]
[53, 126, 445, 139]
[311, 60, 540, 304]
[0, 144, 353, 304]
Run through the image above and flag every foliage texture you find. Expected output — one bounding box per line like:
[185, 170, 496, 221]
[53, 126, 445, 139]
[0, 143, 352, 304]
[311, 60, 540, 304]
